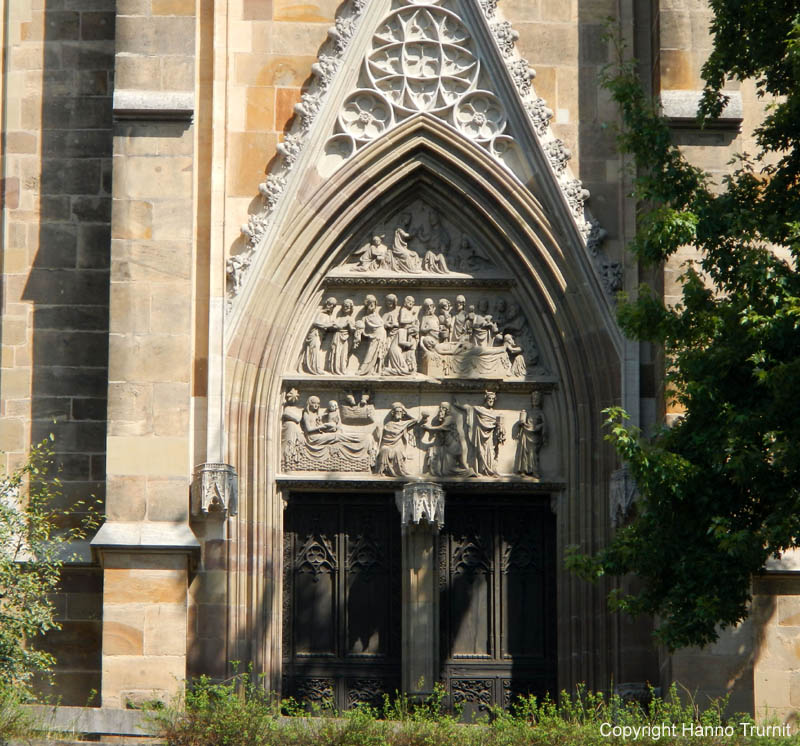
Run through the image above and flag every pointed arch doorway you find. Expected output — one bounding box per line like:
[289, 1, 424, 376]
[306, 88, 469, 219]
[224, 115, 623, 702]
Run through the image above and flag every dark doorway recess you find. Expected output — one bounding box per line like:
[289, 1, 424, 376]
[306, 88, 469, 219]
[282, 492, 401, 711]
[440, 495, 557, 718]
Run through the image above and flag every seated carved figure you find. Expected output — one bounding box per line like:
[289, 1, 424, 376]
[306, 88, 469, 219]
[282, 395, 377, 472]
[354, 235, 388, 272]
[385, 214, 423, 273]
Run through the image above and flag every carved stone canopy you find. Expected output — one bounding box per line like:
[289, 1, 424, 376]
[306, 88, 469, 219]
[396, 481, 445, 532]
[191, 463, 239, 518]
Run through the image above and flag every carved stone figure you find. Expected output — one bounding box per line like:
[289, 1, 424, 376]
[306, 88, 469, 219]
[374, 402, 426, 476]
[399, 295, 419, 373]
[451, 237, 494, 273]
[354, 235, 388, 272]
[454, 391, 506, 477]
[499, 301, 524, 337]
[226, 250, 252, 297]
[292, 395, 378, 471]
[420, 210, 450, 273]
[437, 298, 452, 341]
[469, 302, 499, 348]
[387, 213, 422, 273]
[330, 298, 356, 375]
[302, 297, 337, 374]
[514, 390, 546, 477]
[421, 402, 475, 477]
[493, 298, 508, 327]
[281, 388, 305, 469]
[381, 293, 405, 375]
[450, 294, 469, 342]
[503, 334, 527, 377]
[419, 298, 441, 353]
[355, 294, 387, 376]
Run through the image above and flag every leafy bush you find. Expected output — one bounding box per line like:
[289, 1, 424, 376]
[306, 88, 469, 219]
[0, 681, 36, 743]
[0, 435, 99, 692]
[151, 678, 797, 746]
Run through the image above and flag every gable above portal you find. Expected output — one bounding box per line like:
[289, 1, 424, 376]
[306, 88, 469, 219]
[225, 0, 616, 327]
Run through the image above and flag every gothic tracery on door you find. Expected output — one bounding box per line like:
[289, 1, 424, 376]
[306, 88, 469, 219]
[282, 492, 556, 712]
[282, 494, 402, 711]
[440, 496, 556, 716]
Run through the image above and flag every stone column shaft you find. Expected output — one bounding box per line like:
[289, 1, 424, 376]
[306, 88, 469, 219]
[397, 482, 445, 698]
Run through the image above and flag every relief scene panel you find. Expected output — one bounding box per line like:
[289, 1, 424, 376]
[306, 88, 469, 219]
[280, 388, 554, 480]
[329, 202, 504, 278]
[297, 291, 543, 380]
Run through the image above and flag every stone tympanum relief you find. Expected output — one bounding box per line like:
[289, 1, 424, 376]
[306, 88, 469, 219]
[281, 389, 379, 472]
[227, 0, 616, 319]
[333, 205, 497, 277]
[284, 199, 557, 481]
[281, 388, 554, 480]
[299, 292, 538, 379]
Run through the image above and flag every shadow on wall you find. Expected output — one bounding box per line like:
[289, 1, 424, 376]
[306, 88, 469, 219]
[19, 0, 116, 706]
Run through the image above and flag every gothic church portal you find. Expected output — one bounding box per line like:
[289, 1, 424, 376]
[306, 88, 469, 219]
[0, 0, 795, 724]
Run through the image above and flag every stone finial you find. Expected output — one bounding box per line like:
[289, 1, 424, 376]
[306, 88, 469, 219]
[610, 466, 638, 527]
[191, 463, 238, 518]
[396, 482, 445, 532]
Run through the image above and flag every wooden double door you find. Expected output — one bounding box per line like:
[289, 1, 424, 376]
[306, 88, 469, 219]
[282, 492, 556, 712]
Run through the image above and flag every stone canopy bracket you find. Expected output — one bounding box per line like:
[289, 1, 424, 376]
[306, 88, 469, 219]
[396, 481, 446, 533]
[190, 463, 239, 519]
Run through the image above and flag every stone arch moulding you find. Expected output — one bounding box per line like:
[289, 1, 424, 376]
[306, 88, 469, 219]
[223, 115, 625, 694]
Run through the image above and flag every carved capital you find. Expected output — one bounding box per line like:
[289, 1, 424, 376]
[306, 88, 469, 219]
[191, 463, 238, 518]
[610, 466, 638, 527]
[396, 482, 445, 533]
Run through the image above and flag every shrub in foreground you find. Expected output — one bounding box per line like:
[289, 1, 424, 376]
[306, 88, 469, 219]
[149, 675, 797, 746]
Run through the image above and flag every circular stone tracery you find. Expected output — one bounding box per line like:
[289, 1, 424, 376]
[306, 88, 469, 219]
[454, 91, 506, 141]
[339, 90, 394, 140]
[367, 5, 479, 116]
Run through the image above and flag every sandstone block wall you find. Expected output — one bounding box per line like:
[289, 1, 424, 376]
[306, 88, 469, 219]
[1, 0, 114, 704]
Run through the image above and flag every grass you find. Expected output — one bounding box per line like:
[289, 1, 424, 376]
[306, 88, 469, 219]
[146, 673, 800, 746]
[0, 684, 37, 744]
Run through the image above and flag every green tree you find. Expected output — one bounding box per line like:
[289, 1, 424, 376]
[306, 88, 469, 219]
[0, 436, 97, 691]
[570, 4, 800, 650]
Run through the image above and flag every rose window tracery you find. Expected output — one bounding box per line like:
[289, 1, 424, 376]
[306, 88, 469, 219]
[327, 3, 517, 167]
[366, 6, 479, 115]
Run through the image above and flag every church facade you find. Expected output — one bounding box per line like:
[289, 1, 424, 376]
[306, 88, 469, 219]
[1, 0, 797, 721]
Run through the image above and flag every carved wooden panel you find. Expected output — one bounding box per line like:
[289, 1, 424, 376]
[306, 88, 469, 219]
[440, 496, 556, 712]
[283, 493, 401, 711]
